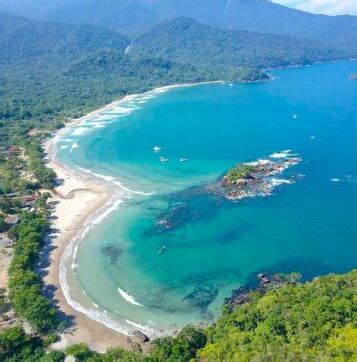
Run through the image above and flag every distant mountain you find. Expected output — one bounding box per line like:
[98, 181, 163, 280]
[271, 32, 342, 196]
[130, 18, 347, 69]
[0, 12, 266, 123]
[1, 0, 356, 53]
[0, 12, 129, 65]
[0, 0, 157, 33]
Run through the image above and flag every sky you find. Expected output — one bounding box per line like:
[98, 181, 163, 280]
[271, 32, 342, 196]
[272, 0, 357, 15]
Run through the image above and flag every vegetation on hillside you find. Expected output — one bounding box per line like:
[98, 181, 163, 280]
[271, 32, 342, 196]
[0, 13, 268, 148]
[0, 4, 355, 361]
[1, 0, 357, 53]
[226, 164, 255, 182]
[199, 271, 356, 360]
[8, 212, 59, 333]
[130, 18, 348, 70]
[1, 270, 355, 360]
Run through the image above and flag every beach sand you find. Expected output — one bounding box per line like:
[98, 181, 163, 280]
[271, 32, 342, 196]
[42, 82, 219, 352]
[43, 147, 143, 352]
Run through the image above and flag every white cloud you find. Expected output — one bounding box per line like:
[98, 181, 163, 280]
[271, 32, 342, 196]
[272, 0, 357, 15]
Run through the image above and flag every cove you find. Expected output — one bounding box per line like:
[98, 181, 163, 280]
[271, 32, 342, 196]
[55, 61, 357, 336]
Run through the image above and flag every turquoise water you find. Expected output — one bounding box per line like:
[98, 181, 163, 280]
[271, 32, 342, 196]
[57, 61, 357, 336]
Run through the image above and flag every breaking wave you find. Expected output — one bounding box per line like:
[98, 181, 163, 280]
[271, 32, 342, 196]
[118, 288, 144, 307]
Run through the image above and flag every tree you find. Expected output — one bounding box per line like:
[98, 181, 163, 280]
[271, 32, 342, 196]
[66, 343, 97, 361]
[0, 326, 43, 360]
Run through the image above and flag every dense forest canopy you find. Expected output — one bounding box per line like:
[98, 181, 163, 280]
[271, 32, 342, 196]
[1, 270, 355, 360]
[0, 7, 355, 139]
[1, 0, 357, 52]
[130, 17, 350, 69]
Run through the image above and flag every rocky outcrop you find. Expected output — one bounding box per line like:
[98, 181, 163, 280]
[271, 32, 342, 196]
[225, 272, 301, 310]
[133, 330, 149, 343]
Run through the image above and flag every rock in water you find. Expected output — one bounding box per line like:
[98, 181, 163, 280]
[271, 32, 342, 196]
[133, 330, 149, 343]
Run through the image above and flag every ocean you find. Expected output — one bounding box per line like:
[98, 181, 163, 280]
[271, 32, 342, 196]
[55, 61, 357, 336]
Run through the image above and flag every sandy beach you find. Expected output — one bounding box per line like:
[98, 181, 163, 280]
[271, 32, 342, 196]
[42, 82, 223, 352]
[43, 152, 139, 351]
[43, 115, 149, 352]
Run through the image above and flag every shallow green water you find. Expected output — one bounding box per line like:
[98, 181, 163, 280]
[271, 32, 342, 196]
[57, 61, 357, 336]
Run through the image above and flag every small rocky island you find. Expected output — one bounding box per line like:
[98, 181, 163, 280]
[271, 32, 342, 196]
[221, 152, 301, 200]
[152, 151, 302, 235]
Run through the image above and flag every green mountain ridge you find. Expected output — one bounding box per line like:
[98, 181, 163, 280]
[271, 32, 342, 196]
[0, 8, 355, 147]
[0, 3, 356, 361]
[1, 0, 356, 53]
[0, 12, 267, 131]
[0, 12, 129, 65]
[130, 17, 351, 69]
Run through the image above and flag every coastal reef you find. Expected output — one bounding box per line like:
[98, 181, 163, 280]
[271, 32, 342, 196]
[225, 272, 301, 311]
[220, 151, 302, 200]
[150, 151, 301, 236]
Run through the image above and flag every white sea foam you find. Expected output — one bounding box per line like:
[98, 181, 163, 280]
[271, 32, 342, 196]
[59, 193, 147, 337]
[72, 127, 90, 136]
[246, 159, 270, 166]
[70, 142, 79, 154]
[60, 138, 76, 143]
[118, 288, 144, 307]
[270, 152, 288, 158]
[56, 81, 211, 338]
[270, 150, 295, 159]
[125, 319, 156, 335]
[270, 178, 293, 186]
[77, 166, 153, 196]
[112, 106, 137, 115]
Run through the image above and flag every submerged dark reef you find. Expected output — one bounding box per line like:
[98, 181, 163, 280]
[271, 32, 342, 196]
[146, 152, 302, 237]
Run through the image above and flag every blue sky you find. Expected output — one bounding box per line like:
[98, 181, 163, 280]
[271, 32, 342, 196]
[272, 0, 357, 15]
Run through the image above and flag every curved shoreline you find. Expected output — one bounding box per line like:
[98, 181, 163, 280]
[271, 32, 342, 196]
[44, 139, 132, 351]
[44, 82, 221, 350]
[38, 60, 357, 351]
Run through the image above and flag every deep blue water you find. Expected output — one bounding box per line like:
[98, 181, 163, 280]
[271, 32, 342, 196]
[57, 61, 357, 336]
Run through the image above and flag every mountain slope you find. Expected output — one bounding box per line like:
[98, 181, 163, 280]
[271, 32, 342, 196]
[130, 18, 347, 69]
[1, 0, 356, 54]
[0, 12, 266, 124]
[0, 12, 129, 65]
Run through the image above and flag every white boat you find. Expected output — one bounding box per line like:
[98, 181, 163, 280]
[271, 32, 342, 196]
[293, 114, 298, 119]
[153, 146, 162, 153]
[179, 157, 188, 162]
[160, 157, 168, 162]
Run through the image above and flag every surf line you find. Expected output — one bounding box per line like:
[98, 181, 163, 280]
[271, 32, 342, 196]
[118, 288, 144, 307]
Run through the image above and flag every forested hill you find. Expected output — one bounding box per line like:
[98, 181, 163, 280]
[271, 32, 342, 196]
[0, 12, 267, 138]
[0, 12, 129, 65]
[1, 0, 356, 53]
[3, 270, 355, 360]
[130, 18, 349, 69]
[0, 7, 355, 131]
